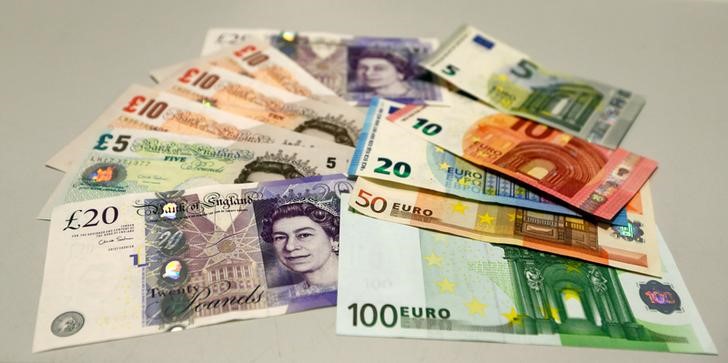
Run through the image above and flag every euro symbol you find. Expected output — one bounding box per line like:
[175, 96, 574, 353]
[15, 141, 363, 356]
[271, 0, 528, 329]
[62, 210, 82, 231]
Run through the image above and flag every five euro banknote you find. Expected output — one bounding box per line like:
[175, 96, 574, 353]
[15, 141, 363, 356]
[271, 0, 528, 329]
[421, 25, 645, 148]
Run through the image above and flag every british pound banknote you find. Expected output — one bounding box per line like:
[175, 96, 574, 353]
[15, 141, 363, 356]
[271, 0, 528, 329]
[201, 28, 449, 106]
[47, 85, 339, 173]
[349, 97, 630, 227]
[150, 41, 342, 105]
[39, 129, 352, 219]
[348, 177, 661, 276]
[336, 199, 716, 354]
[421, 25, 645, 148]
[34, 175, 351, 351]
[387, 103, 657, 221]
[156, 64, 363, 147]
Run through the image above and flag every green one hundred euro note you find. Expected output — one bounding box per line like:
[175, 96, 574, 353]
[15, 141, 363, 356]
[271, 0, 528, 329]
[336, 194, 716, 354]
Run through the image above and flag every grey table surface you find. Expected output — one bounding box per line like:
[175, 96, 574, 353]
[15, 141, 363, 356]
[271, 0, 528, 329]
[1, 0, 726, 362]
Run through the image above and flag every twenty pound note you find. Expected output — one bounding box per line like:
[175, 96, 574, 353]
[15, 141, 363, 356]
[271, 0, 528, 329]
[421, 25, 645, 148]
[336, 198, 716, 354]
[387, 103, 657, 221]
[34, 174, 351, 351]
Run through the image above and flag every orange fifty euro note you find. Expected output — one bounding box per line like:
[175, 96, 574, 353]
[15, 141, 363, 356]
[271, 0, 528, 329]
[156, 64, 362, 147]
[350, 177, 661, 276]
[388, 104, 657, 220]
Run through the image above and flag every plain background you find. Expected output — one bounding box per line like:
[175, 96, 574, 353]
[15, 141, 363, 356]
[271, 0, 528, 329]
[1, 0, 727, 362]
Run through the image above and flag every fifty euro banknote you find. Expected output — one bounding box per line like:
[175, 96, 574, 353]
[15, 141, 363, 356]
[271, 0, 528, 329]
[349, 177, 661, 276]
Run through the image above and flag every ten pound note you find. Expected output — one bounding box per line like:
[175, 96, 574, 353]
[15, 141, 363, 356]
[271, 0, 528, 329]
[34, 175, 352, 352]
[421, 25, 645, 148]
[337, 197, 717, 354]
[47, 85, 338, 173]
[387, 103, 657, 221]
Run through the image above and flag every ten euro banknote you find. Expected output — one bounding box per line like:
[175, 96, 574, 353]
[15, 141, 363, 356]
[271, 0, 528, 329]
[201, 28, 448, 106]
[349, 177, 661, 276]
[349, 97, 630, 227]
[387, 103, 657, 221]
[39, 129, 352, 219]
[150, 40, 342, 105]
[336, 198, 716, 354]
[421, 25, 645, 148]
[34, 175, 351, 351]
[156, 64, 363, 147]
[47, 85, 338, 173]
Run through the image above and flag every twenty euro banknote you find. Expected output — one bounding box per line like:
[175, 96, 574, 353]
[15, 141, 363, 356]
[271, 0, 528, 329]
[201, 28, 448, 106]
[156, 64, 363, 147]
[150, 40, 342, 105]
[349, 97, 630, 227]
[336, 199, 716, 354]
[421, 25, 645, 148]
[38, 129, 352, 219]
[34, 175, 351, 351]
[47, 85, 339, 173]
[348, 177, 661, 276]
[387, 103, 657, 221]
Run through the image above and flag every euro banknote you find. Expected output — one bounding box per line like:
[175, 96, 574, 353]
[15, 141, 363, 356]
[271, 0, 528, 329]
[34, 174, 351, 351]
[348, 177, 661, 276]
[201, 28, 449, 106]
[421, 25, 645, 148]
[387, 103, 657, 221]
[150, 41, 342, 105]
[349, 97, 630, 227]
[156, 64, 363, 147]
[47, 85, 340, 173]
[39, 129, 352, 219]
[336, 198, 716, 354]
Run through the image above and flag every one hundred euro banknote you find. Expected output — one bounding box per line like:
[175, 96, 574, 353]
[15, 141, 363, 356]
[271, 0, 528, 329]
[386, 102, 657, 221]
[421, 25, 645, 148]
[156, 64, 363, 147]
[47, 85, 342, 173]
[349, 97, 630, 227]
[200, 28, 449, 106]
[348, 176, 661, 276]
[336, 198, 716, 354]
[34, 174, 351, 351]
[39, 129, 352, 219]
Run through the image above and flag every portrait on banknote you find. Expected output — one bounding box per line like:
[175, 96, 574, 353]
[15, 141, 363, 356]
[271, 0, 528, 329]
[256, 196, 340, 297]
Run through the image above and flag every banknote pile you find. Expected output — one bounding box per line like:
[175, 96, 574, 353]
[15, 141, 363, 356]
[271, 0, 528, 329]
[34, 26, 716, 355]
